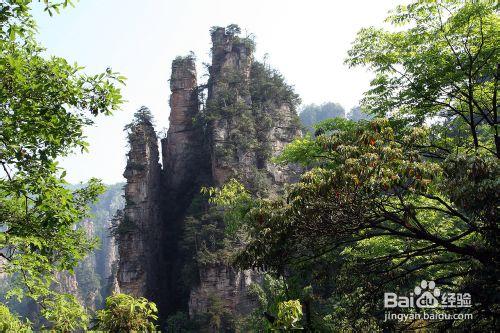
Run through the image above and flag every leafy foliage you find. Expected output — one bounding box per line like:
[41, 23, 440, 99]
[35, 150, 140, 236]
[346, 0, 499, 155]
[41, 292, 89, 332]
[202, 179, 253, 235]
[94, 293, 158, 332]
[124, 105, 154, 131]
[275, 299, 303, 330]
[0, 303, 32, 333]
[0, 0, 124, 330]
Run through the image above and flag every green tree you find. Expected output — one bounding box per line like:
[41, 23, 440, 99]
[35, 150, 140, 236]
[94, 293, 158, 332]
[0, 0, 124, 330]
[213, 1, 498, 331]
[124, 105, 154, 130]
[346, 0, 499, 156]
[274, 299, 303, 331]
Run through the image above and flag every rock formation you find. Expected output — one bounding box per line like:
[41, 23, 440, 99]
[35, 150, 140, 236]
[162, 56, 205, 189]
[73, 185, 123, 310]
[116, 26, 301, 329]
[117, 115, 162, 298]
[158, 56, 212, 316]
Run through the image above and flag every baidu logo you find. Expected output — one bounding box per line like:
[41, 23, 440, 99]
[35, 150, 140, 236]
[384, 280, 471, 309]
[414, 280, 440, 308]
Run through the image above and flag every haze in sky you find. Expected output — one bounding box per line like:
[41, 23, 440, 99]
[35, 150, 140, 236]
[33, 0, 400, 184]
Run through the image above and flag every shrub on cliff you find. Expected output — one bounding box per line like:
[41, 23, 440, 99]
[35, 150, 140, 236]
[0, 304, 32, 333]
[124, 106, 155, 130]
[94, 293, 158, 332]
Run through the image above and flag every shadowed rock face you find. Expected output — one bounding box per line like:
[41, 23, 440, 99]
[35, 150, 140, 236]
[116, 27, 301, 326]
[158, 56, 212, 316]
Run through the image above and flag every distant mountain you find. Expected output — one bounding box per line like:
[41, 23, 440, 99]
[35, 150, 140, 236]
[299, 102, 345, 132]
[299, 103, 373, 133]
[348, 106, 372, 121]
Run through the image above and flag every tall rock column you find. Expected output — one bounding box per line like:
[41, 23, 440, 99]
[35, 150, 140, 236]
[207, 27, 255, 185]
[162, 56, 206, 189]
[187, 26, 302, 325]
[158, 56, 211, 316]
[117, 116, 162, 298]
[114, 26, 302, 327]
[187, 27, 261, 323]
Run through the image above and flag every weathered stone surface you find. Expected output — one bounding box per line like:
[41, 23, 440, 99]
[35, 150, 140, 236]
[53, 188, 123, 310]
[188, 265, 262, 317]
[54, 271, 80, 298]
[117, 120, 162, 298]
[162, 56, 202, 190]
[116, 26, 301, 326]
[188, 27, 301, 320]
[261, 103, 302, 193]
[157, 56, 209, 317]
[208, 27, 255, 186]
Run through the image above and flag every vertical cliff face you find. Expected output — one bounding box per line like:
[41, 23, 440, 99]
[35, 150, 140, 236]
[78, 184, 123, 309]
[206, 27, 301, 192]
[158, 57, 212, 316]
[116, 26, 301, 328]
[186, 27, 302, 324]
[162, 56, 206, 189]
[186, 28, 262, 322]
[248, 62, 303, 193]
[117, 117, 162, 298]
[208, 27, 255, 185]
[72, 217, 117, 310]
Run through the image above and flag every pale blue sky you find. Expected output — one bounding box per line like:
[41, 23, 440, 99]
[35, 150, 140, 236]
[33, 0, 400, 184]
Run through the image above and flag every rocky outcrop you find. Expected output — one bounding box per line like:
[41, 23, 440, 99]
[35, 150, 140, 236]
[207, 27, 255, 185]
[186, 27, 263, 321]
[77, 185, 123, 309]
[54, 271, 80, 298]
[188, 265, 261, 316]
[187, 28, 301, 318]
[117, 117, 162, 298]
[95, 222, 119, 297]
[158, 57, 212, 316]
[116, 26, 301, 327]
[162, 56, 204, 189]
